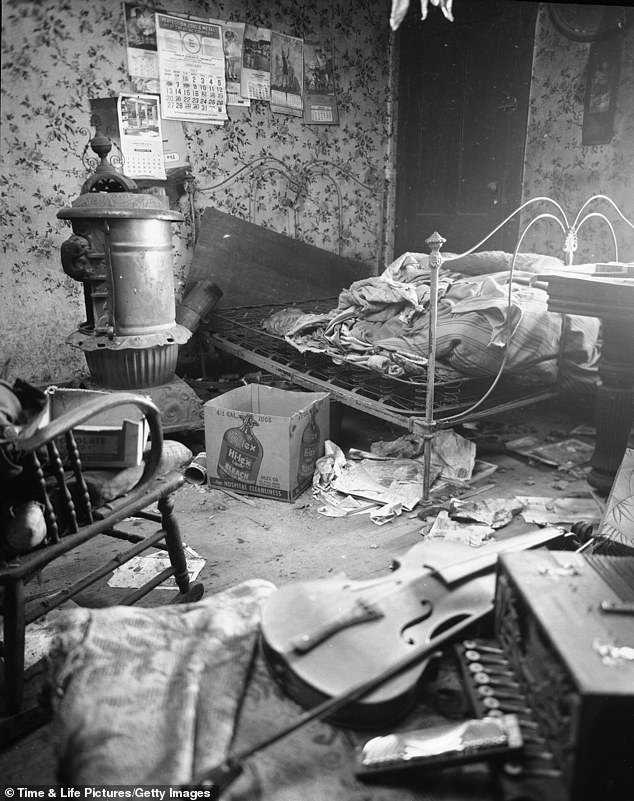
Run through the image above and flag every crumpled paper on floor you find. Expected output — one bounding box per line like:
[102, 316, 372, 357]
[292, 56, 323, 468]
[424, 510, 494, 547]
[371, 428, 476, 484]
[449, 497, 524, 529]
[313, 440, 427, 524]
[313, 428, 478, 524]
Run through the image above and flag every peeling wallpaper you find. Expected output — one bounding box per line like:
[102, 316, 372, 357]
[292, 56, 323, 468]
[2, 1, 634, 385]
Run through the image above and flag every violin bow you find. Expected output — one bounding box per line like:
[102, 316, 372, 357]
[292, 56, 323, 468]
[188, 604, 493, 797]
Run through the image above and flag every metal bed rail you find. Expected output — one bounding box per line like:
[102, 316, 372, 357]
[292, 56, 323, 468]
[206, 298, 560, 433]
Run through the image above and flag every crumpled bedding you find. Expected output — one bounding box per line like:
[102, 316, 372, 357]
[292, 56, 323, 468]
[48, 579, 277, 785]
[47, 578, 496, 799]
[278, 251, 600, 385]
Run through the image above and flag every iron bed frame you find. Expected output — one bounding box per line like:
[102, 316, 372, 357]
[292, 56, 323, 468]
[203, 194, 632, 502]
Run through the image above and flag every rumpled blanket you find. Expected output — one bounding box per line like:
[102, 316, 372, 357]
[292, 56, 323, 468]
[281, 251, 600, 385]
[47, 578, 508, 800]
[48, 579, 276, 785]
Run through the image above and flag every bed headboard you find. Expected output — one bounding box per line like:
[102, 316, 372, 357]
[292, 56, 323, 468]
[186, 207, 369, 307]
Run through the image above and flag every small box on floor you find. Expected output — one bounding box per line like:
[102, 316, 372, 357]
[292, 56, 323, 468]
[45, 386, 150, 469]
[204, 384, 329, 502]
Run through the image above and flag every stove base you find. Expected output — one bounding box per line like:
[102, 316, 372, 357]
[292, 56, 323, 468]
[83, 375, 203, 434]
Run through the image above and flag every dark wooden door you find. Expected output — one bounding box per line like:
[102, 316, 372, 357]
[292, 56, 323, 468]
[394, 0, 538, 255]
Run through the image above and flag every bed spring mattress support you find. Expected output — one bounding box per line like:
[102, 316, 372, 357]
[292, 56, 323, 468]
[207, 298, 559, 434]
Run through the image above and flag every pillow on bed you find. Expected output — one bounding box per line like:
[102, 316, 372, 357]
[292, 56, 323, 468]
[442, 285, 599, 382]
[443, 251, 565, 276]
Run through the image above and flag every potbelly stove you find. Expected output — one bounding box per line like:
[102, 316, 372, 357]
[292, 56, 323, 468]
[57, 133, 202, 432]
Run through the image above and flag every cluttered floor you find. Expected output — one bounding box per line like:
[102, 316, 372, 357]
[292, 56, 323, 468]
[0, 393, 624, 788]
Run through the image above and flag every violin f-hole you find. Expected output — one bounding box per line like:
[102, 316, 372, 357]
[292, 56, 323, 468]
[399, 600, 434, 645]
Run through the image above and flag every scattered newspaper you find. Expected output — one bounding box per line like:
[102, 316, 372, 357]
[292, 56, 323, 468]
[313, 441, 426, 525]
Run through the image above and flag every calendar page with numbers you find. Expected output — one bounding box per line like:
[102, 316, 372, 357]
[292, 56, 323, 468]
[117, 93, 166, 180]
[155, 13, 227, 124]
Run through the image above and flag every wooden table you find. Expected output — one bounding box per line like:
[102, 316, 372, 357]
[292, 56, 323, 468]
[543, 273, 634, 493]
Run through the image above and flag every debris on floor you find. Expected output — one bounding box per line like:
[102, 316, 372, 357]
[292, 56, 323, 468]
[505, 435, 594, 469]
[313, 429, 490, 525]
[107, 545, 205, 590]
[417, 490, 602, 545]
[432, 459, 498, 493]
[424, 510, 494, 546]
[515, 495, 603, 525]
[449, 496, 523, 529]
[313, 440, 426, 524]
[371, 428, 477, 485]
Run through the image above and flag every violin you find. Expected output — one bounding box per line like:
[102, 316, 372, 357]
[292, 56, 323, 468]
[260, 526, 566, 729]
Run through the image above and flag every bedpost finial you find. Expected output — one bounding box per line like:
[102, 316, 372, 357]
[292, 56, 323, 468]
[426, 231, 447, 252]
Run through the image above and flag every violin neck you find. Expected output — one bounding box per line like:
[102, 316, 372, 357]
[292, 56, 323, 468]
[436, 526, 564, 584]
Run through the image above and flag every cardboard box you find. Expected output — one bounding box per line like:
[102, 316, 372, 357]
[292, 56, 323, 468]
[45, 386, 150, 469]
[204, 384, 329, 502]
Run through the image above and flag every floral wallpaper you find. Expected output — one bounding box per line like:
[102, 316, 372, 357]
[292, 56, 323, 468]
[4, 1, 634, 386]
[521, 4, 634, 264]
[1, 0, 392, 384]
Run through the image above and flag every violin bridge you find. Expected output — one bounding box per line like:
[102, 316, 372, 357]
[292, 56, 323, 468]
[290, 599, 384, 654]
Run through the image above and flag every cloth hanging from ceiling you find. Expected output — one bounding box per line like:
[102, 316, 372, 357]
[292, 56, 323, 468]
[390, 0, 455, 31]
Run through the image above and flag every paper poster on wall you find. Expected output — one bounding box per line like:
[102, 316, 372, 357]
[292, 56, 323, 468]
[303, 40, 339, 125]
[269, 31, 303, 117]
[155, 12, 227, 124]
[215, 20, 250, 107]
[241, 24, 271, 101]
[122, 2, 161, 93]
[209, 19, 250, 108]
[117, 93, 166, 179]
